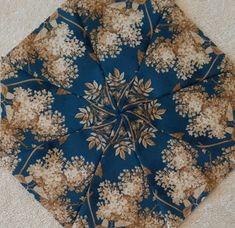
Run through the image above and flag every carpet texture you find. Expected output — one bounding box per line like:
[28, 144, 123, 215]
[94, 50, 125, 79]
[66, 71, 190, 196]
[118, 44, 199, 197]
[0, 0, 234, 227]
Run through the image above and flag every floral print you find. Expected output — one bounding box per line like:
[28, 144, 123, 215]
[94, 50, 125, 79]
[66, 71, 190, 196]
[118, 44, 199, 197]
[173, 58, 235, 138]
[75, 68, 165, 159]
[155, 139, 206, 205]
[0, 35, 36, 80]
[0, 0, 235, 227]
[90, 3, 144, 60]
[97, 167, 149, 226]
[0, 119, 21, 171]
[1, 87, 67, 172]
[63, 0, 114, 18]
[146, 7, 211, 80]
[151, 0, 175, 17]
[1, 21, 86, 88]
[6, 88, 67, 141]
[34, 22, 86, 88]
[63, 0, 147, 60]
[26, 148, 94, 226]
[96, 166, 183, 227]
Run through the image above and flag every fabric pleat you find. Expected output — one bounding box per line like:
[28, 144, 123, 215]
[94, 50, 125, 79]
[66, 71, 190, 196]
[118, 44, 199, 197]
[0, 1, 234, 227]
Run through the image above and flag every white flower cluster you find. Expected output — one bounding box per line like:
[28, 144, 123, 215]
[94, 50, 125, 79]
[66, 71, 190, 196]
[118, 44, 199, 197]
[63, 0, 113, 18]
[6, 87, 67, 141]
[64, 156, 95, 192]
[91, 29, 122, 60]
[167, 6, 197, 33]
[91, 6, 144, 60]
[0, 120, 21, 171]
[147, 4, 211, 80]
[97, 166, 183, 227]
[35, 22, 86, 88]
[173, 84, 231, 139]
[97, 167, 149, 226]
[203, 155, 231, 193]
[174, 32, 211, 80]
[72, 215, 89, 228]
[187, 98, 228, 139]
[202, 146, 234, 192]
[216, 58, 235, 106]
[41, 197, 75, 226]
[156, 139, 206, 205]
[146, 37, 176, 73]
[0, 35, 35, 80]
[28, 148, 95, 199]
[78, 0, 113, 18]
[138, 210, 183, 228]
[161, 139, 198, 169]
[173, 85, 208, 118]
[151, 0, 175, 18]
[146, 32, 211, 80]
[63, 1, 144, 60]
[222, 146, 235, 165]
[138, 211, 165, 228]
[27, 148, 94, 225]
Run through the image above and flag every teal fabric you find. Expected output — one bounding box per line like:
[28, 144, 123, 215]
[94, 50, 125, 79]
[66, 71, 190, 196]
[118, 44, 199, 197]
[1, 1, 234, 227]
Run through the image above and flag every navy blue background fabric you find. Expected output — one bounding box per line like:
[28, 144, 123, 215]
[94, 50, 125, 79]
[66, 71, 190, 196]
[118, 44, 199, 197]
[0, 1, 234, 227]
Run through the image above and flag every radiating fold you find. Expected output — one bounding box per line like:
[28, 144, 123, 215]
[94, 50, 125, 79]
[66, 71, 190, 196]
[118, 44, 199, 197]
[0, 1, 234, 228]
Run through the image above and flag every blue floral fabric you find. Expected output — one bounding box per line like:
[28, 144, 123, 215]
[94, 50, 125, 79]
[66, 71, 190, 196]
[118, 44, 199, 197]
[0, 0, 234, 227]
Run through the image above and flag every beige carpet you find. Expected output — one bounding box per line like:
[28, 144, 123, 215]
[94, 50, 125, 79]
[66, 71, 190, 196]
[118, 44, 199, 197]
[0, 1, 234, 227]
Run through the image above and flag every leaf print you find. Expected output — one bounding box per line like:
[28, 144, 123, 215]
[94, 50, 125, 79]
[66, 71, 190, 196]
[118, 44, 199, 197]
[56, 88, 71, 95]
[134, 78, 154, 96]
[95, 163, 103, 177]
[58, 134, 70, 145]
[87, 133, 107, 151]
[1, 2, 235, 227]
[147, 100, 166, 120]
[76, 69, 165, 159]
[75, 107, 94, 127]
[89, 52, 99, 62]
[107, 69, 126, 89]
[139, 128, 157, 148]
[84, 81, 102, 100]
[137, 49, 145, 65]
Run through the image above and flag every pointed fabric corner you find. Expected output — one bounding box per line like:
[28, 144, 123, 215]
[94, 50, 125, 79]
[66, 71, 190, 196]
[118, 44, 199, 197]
[0, 0, 234, 227]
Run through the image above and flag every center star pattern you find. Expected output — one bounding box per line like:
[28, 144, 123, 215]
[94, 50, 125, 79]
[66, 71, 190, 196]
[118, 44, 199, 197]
[76, 68, 166, 159]
[1, 1, 235, 227]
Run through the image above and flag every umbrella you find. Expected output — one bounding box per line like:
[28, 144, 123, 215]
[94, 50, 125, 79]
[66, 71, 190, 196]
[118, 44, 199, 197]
[1, 0, 234, 227]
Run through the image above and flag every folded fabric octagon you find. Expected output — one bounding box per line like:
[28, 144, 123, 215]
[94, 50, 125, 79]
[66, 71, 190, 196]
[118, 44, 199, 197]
[0, 0, 234, 227]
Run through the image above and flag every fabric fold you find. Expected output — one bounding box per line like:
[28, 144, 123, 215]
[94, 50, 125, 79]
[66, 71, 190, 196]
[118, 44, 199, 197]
[0, 1, 234, 228]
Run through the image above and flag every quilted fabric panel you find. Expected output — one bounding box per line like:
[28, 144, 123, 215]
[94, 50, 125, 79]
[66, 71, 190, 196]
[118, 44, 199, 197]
[0, 0, 234, 227]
